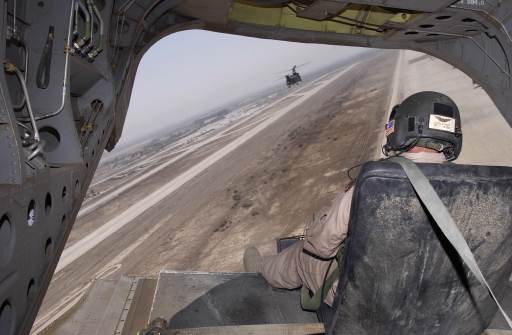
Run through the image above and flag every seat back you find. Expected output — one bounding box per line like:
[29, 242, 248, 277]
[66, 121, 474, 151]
[329, 161, 512, 335]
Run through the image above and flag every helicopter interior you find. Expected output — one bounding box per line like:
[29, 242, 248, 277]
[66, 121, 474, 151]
[0, 1, 511, 334]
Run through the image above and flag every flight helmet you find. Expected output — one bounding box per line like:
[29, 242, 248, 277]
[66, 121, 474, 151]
[383, 91, 462, 161]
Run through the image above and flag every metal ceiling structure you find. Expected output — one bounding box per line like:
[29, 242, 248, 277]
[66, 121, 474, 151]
[0, 1, 511, 334]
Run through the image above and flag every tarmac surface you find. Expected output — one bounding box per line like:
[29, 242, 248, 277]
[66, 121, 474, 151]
[33, 50, 512, 334]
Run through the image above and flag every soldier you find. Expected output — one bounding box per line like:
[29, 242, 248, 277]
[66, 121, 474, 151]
[243, 91, 463, 307]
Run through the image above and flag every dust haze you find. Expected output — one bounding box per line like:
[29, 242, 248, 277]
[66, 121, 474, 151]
[117, 30, 365, 148]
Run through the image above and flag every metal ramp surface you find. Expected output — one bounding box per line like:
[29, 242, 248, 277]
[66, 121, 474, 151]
[41, 276, 157, 335]
[40, 271, 317, 334]
[39, 271, 512, 334]
[150, 271, 318, 329]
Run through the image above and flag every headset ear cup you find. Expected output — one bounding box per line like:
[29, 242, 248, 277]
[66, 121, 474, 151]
[382, 144, 391, 156]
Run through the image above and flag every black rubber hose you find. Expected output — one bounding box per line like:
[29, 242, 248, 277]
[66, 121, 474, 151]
[36, 26, 54, 89]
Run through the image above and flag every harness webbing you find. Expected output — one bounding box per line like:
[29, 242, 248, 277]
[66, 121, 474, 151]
[391, 156, 512, 328]
[300, 243, 344, 311]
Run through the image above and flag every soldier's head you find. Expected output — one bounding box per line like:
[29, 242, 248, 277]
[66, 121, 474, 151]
[383, 91, 463, 161]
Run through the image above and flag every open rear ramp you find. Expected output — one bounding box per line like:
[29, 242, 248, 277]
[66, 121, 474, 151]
[39, 162, 512, 335]
[150, 271, 319, 329]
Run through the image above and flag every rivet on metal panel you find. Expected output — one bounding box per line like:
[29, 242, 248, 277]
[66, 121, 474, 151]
[390, 12, 410, 23]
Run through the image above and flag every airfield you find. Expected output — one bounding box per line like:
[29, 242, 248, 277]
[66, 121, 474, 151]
[32, 50, 512, 334]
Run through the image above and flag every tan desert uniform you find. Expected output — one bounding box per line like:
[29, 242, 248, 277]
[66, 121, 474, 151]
[260, 151, 447, 306]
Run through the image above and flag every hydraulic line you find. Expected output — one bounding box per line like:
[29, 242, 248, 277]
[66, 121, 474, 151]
[34, 0, 75, 120]
[27, 140, 44, 161]
[286, 4, 385, 32]
[450, 4, 512, 45]
[73, 0, 91, 51]
[85, 0, 95, 54]
[112, 0, 172, 67]
[13, 43, 29, 109]
[17, 121, 32, 134]
[329, 17, 385, 33]
[7, 64, 46, 161]
[12, 0, 17, 36]
[413, 29, 511, 79]
[5, 63, 40, 144]
[36, 26, 54, 89]
[88, 0, 104, 60]
[112, 0, 138, 64]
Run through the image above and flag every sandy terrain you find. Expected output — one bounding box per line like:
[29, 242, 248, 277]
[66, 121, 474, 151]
[35, 51, 396, 332]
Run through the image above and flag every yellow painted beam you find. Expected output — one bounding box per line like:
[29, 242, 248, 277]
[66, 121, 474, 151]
[228, 2, 418, 37]
[229, 3, 372, 35]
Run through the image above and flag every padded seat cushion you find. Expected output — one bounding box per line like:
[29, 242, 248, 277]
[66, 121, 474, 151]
[329, 161, 512, 335]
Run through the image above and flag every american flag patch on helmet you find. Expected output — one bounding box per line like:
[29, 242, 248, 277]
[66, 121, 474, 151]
[385, 120, 395, 136]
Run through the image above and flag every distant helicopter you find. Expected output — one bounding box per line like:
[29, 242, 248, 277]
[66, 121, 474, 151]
[276, 62, 309, 88]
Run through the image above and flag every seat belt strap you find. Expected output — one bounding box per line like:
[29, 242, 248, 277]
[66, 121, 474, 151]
[300, 266, 338, 311]
[390, 156, 512, 328]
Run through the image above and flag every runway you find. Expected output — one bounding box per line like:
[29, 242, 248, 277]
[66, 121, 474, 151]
[56, 63, 358, 273]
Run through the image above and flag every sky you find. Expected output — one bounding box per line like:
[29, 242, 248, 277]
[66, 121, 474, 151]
[118, 29, 366, 147]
